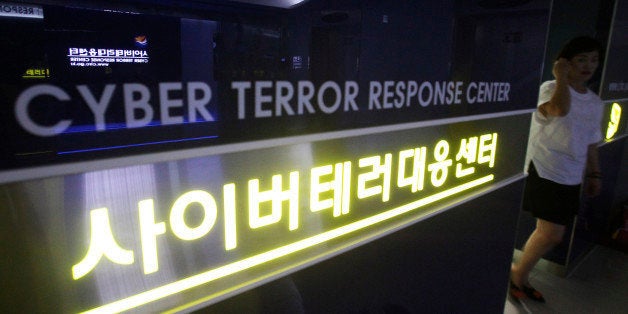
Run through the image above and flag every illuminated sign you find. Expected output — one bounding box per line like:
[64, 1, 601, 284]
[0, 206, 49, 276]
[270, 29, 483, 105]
[606, 102, 622, 140]
[22, 68, 50, 79]
[68, 47, 149, 67]
[0, 2, 549, 312]
[54, 113, 528, 313]
[74, 133, 497, 279]
[0, 12, 221, 176]
[76, 138, 495, 312]
[0, 2, 43, 19]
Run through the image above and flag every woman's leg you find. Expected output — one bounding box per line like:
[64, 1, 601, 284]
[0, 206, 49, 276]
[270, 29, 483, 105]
[511, 218, 566, 287]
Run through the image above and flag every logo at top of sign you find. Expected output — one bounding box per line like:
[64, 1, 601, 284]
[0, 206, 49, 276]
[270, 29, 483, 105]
[134, 35, 148, 49]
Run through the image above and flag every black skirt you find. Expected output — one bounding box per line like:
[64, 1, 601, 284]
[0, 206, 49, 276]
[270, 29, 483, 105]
[522, 162, 581, 226]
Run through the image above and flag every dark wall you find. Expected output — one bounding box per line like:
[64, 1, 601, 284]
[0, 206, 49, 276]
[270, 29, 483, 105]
[541, 0, 615, 90]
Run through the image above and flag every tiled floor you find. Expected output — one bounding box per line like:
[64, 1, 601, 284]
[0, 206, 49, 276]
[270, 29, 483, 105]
[504, 245, 628, 314]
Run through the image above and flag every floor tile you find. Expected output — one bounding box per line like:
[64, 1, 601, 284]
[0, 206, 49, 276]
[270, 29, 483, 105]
[505, 245, 628, 314]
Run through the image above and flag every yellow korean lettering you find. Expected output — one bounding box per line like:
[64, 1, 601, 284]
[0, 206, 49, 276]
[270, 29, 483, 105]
[249, 172, 300, 230]
[428, 140, 453, 187]
[478, 133, 497, 167]
[310, 162, 351, 217]
[72, 208, 134, 280]
[357, 154, 392, 202]
[224, 183, 237, 250]
[311, 165, 334, 212]
[455, 136, 478, 178]
[339, 162, 352, 215]
[397, 147, 427, 192]
[170, 190, 218, 241]
[138, 199, 166, 274]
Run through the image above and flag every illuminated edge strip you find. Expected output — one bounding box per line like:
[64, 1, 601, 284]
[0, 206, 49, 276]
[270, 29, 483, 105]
[0, 110, 532, 184]
[81, 174, 494, 313]
[57, 135, 219, 155]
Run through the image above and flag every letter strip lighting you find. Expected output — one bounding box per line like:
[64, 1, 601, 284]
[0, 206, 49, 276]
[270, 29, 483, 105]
[80, 174, 493, 313]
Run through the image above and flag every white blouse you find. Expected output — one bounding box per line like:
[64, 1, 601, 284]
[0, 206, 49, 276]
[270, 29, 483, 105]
[525, 80, 603, 185]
